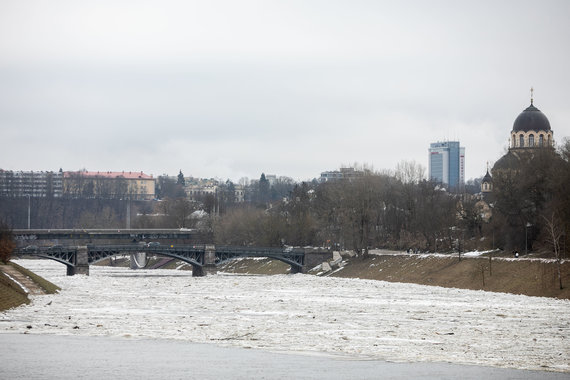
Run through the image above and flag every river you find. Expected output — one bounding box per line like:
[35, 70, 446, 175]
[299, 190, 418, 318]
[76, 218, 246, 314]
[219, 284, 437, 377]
[3, 334, 568, 379]
[1, 259, 569, 378]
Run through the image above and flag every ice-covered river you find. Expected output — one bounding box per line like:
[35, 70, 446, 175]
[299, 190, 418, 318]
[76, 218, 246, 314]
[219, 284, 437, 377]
[1, 259, 569, 378]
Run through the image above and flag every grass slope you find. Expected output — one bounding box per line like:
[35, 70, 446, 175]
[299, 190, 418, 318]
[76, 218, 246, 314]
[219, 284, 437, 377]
[331, 254, 570, 299]
[0, 262, 60, 311]
[0, 270, 30, 311]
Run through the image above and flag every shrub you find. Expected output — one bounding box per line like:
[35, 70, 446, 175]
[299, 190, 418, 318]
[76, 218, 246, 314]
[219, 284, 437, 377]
[0, 222, 15, 264]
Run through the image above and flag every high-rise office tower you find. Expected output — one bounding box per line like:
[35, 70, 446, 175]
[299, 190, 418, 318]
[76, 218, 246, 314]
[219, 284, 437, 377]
[428, 141, 465, 190]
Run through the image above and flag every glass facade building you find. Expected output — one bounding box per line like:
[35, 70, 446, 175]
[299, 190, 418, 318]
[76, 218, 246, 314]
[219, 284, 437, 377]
[428, 141, 465, 190]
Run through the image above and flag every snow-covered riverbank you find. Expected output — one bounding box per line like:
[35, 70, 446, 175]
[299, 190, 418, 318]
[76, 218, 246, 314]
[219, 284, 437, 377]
[1, 260, 569, 372]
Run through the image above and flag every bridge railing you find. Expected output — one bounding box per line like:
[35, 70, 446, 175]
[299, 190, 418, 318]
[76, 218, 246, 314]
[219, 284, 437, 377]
[215, 246, 305, 254]
[86, 243, 204, 252]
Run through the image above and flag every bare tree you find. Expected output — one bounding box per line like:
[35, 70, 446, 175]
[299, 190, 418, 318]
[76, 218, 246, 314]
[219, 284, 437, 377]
[395, 160, 426, 185]
[159, 197, 197, 228]
[543, 212, 564, 289]
[284, 182, 318, 246]
[213, 207, 269, 246]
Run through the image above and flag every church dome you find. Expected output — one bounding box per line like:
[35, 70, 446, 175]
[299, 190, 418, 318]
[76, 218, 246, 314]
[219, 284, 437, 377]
[512, 102, 551, 132]
[493, 150, 521, 171]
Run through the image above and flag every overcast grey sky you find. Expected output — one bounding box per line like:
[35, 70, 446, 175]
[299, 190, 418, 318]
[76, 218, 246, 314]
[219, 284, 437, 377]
[1, 0, 569, 182]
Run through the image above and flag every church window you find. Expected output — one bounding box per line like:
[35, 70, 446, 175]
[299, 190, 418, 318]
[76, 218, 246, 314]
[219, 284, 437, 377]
[539, 134, 544, 147]
[519, 134, 524, 147]
[529, 134, 534, 147]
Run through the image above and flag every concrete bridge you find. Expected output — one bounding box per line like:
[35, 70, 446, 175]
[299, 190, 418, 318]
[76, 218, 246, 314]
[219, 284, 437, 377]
[14, 244, 331, 277]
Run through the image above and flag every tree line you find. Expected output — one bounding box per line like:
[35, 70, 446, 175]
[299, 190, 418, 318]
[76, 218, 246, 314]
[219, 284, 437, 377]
[1, 141, 569, 261]
[213, 142, 570, 260]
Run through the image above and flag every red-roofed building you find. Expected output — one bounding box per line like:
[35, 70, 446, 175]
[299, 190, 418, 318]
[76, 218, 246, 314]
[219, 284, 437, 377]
[63, 170, 155, 200]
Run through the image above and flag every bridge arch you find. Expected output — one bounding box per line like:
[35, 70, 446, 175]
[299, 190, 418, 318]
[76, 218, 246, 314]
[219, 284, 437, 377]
[213, 246, 305, 271]
[87, 245, 205, 269]
[35, 254, 75, 268]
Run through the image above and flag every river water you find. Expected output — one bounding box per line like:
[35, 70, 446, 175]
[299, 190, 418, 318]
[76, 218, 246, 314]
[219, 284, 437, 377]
[3, 334, 567, 380]
[1, 259, 569, 378]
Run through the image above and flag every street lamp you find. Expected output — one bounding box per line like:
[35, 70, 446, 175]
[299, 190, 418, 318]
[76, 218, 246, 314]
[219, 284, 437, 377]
[525, 222, 532, 255]
[27, 194, 31, 229]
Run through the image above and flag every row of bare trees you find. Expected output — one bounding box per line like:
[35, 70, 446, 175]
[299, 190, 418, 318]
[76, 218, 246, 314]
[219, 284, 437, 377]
[0, 198, 133, 229]
[64, 173, 143, 200]
[213, 163, 465, 255]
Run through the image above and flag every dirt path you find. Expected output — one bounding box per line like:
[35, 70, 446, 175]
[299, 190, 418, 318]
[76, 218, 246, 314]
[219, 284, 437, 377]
[0, 264, 46, 296]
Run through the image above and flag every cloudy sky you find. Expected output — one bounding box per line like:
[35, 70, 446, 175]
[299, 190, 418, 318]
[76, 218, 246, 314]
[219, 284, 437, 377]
[1, 0, 569, 182]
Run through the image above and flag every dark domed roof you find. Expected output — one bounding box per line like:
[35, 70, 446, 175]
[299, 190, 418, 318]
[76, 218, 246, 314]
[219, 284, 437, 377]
[512, 102, 551, 132]
[493, 150, 521, 171]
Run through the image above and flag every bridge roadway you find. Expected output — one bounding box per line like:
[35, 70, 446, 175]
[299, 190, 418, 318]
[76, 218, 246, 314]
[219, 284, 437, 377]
[14, 244, 331, 277]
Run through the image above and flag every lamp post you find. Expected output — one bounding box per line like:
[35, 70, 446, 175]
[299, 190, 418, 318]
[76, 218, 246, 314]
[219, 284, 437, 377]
[27, 194, 31, 229]
[525, 222, 532, 255]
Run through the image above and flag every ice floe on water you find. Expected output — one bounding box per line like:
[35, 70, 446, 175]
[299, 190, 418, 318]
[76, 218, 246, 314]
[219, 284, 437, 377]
[1, 259, 569, 373]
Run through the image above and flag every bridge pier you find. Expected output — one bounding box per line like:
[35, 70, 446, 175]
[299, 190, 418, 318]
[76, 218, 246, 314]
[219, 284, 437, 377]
[192, 244, 216, 277]
[298, 249, 332, 274]
[130, 252, 147, 269]
[191, 265, 204, 277]
[290, 265, 304, 274]
[68, 246, 89, 276]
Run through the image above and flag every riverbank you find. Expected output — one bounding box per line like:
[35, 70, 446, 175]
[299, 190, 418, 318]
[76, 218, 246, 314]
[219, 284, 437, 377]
[216, 251, 570, 299]
[331, 252, 570, 299]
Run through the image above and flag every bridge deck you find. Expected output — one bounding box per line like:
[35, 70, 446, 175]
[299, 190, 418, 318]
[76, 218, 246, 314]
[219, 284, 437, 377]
[13, 228, 198, 241]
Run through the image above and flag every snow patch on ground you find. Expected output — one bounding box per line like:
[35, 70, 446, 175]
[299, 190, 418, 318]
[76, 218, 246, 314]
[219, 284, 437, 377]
[1, 259, 569, 373]
[2, 272, 29, 294]
[463, 250, 489, 257]
[369, 249, 565, 263]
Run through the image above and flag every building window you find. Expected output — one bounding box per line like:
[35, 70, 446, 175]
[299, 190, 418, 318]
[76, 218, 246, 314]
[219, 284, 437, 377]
[512, 135, 515, 148]
[529, 134, 534, 147]
[539, 134, 544, 147]
[519, 134, 524, 147]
